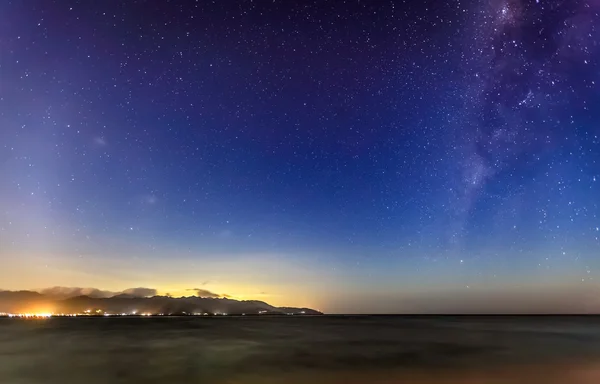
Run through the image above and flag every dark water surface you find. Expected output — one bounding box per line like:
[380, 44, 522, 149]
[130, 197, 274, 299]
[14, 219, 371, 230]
[2, 316, 600, 383]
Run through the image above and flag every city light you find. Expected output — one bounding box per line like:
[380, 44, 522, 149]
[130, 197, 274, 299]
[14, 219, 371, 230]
[4, 313, 52, 319]
[0, 310, 306, 318]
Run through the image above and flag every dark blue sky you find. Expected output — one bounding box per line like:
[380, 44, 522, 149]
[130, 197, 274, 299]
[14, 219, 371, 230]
[1, 0, 599, 313]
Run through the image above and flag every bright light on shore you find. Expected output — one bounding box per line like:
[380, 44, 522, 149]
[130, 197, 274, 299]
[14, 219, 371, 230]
[6, 313, 52, 319]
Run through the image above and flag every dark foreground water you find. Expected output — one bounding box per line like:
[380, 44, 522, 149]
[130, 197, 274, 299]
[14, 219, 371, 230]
[2, 316, 600, 383]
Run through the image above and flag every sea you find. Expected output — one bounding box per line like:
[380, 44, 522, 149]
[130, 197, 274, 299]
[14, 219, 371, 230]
[2, 315, 600, 383]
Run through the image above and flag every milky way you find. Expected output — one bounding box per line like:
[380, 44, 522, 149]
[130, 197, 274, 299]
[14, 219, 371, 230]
[474, 0, 593, 169]
[452, 0, 599, 238]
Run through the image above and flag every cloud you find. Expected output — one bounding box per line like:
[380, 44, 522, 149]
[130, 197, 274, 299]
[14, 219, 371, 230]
[40, 286, 116, 298]
[38, 286, 157, 298]
[187, 288, 225, 298]
[122, 287, 157, 297]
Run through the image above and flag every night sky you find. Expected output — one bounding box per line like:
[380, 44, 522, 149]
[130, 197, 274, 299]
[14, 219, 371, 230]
[1, 0, 599, 313]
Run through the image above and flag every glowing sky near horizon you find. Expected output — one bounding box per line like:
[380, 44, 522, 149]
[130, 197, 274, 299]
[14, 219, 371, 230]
[1, 0, 599, 313]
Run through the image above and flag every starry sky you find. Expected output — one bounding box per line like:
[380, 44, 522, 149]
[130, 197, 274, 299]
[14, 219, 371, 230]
[1, 0, 599, 313]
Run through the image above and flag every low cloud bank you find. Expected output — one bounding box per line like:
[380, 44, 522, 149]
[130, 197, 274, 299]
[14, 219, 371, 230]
[38, 286, 157, 298]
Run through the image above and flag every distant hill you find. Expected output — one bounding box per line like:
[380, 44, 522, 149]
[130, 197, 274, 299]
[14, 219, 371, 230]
[0, 290, 322, 316]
